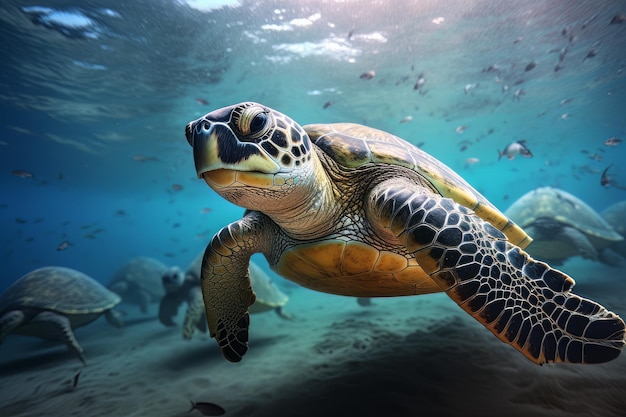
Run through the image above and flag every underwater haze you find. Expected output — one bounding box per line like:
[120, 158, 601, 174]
[1, 0, 626, 286]
[2, 0, 626, 416]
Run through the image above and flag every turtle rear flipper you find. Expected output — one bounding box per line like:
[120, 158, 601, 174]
[374, 186, 626, 364]
[32, 311, 86, 364]
[105, 309, 124, 327]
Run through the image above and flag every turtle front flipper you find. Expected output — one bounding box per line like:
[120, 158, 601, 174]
[202, 211, 278, 362]
[370, 182, 626, 364]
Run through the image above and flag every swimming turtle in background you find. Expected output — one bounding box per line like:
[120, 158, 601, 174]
[505, 187, 624, 267]
[159, 251, 290, 340]
[0, 266, 123, 363]
[108, 256, 168, 313]
[182, 102, 624, 365]
[601, 201, 626, 260]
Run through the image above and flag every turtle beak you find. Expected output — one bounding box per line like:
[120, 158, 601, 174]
[186, 119, 280, 179]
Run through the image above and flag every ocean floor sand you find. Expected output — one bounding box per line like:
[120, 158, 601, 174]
[1, 258, 625, 417]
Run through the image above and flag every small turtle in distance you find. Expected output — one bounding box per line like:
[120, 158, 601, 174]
[159, 252, 290, 340]
[0, 266, 123, 363]
[505, 187, 624, 266]
[108, 256, 168, 313]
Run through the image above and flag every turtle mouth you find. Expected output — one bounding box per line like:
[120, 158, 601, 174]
[202, 169, 278, 189]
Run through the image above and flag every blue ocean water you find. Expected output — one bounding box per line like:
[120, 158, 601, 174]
[1, 0, 626, 290]
[1, 1, 626, 415]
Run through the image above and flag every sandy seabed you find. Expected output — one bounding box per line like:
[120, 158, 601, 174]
[1, 259, 625, 417]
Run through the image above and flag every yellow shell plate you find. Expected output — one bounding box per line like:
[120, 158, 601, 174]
[305, 123, 531, 249]
[274, 240, 442, 297]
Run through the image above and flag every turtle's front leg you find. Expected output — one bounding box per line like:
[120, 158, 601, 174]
[201, 211, 278, 362]
[369, 180, 625, 365]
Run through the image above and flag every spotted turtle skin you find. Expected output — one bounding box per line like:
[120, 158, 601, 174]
[185, 102, 625, 365]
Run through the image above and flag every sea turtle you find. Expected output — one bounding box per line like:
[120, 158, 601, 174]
[505, 187, 624, 266]
[159, 251, 290, 339]
[0, 266, 123, 363]
[183, 102, 625, 364]
[108, 256, 168, 313]
[601, 201, 626, 259]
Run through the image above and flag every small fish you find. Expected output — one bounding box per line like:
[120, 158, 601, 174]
[171, 184, 184, 191]
[455, 125, 467, 134]
[57, 240, 71, 251]
[200, 207, 212, 214]
[12, 170, 34, 179]
[323, 100, 334, 109]
[188, 400, 225, 416]
[481, 64, 500, 73]
[465, 157, 480, 167]
[114, 210, 127, 217]
[610, 14, 626, 25]
[605, 137, 622, 147]
[514, 89, 525, 100]
[558, 47, 568, 63]
[70, 371, 81, 391]
[84, 234, 96, 239]
[560, 113, 571, 120]
[601, 165, 613, 186]
[498, 140, 533, 160]
[583, 49, 598, 62]
[524, 61, 537, 71]
[359, 70, 376, 80]
[513, 36, 524, 44]
[559, 98, 573, 106]
[132, 154, 159, 162]
[15, 217, 27, 224]
[347, 24, 355, 40]
[399, 115, 413, 124]
[464, 83, 478, 95]
[413, 73, 426, 91]
[195, 98, 209, 105]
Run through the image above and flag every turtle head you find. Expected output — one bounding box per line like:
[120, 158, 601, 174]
[185, 102, 316, 208]
[161, 267, 184, 294]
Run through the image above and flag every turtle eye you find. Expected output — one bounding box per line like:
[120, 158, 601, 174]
[236, 106, 273, 140]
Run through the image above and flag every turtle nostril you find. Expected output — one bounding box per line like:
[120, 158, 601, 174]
[185, 123, 194, 146]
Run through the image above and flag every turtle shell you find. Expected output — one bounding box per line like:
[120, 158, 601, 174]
[505, 187, 622, 242]
[109, 256, 168, 299]
[304, 123, 531, 248]
[601, 201, 626, 237]
[0, 266, 120, 315]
